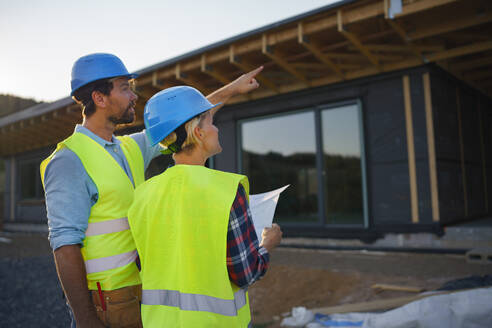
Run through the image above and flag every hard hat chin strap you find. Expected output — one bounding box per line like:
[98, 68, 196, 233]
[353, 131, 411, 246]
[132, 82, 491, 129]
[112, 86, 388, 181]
[166, 125, 188, 154]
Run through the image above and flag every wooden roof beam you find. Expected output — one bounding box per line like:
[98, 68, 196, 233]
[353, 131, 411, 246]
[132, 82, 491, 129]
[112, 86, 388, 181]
[427, 40, 492, 62]
[119, 0, 460, 90]
[262, 34, 309, 86]
[229, 45, 279, 94]
[386, 19, 425, 64]
[298, 22, 344, 80]
[453, 56, 492, 72]
[175, 63, 212, 94]
[134, 86, 155, 100]
[349, 43, 445, 53]
[464, 70, 492, 82]
[151, 71, 174, 91]
[201, 54, 231, 85]
[338, 10, 379, 69]
[343, 40, 492, 82]
[291, 62, 361, 70]
[409, 10, 492, 41]
[393, 0, 458, 18]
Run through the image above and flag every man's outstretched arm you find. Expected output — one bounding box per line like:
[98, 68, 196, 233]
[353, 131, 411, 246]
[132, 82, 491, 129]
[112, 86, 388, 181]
[206, 66, 263, 116]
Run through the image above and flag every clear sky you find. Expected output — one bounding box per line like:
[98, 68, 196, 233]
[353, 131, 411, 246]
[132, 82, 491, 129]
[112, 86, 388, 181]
[0, 0, 339, 103]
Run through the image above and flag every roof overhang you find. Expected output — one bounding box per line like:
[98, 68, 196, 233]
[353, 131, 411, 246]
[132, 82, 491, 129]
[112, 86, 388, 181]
[1, 0, 492, 156]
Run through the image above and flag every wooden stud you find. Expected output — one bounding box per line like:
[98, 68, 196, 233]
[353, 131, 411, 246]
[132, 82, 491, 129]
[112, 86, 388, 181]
[464, 70, 492, 82]
[423, 73, 440, 222]
[151, 71, 169, 91]
[456, 88, 468, 218]
[409, 11, 492, 41]
[403, 75, 419, 223]
[201, 54, 231, 85]
[338, 10, 379, 68]
[371, 284, 424, 293]
[386, 19, 424, 63]
[395, 0, 458, 18]
[350, 43, 444, 53]
[311, 289, 458, 316]
[262, 34, 309, 86]
[298, 22, 344, 79]
[175, 63, 211, 94]
[126, 0, 460, 89]
[453, 56, 492, 72]
[229, 46, 278, 93]
[134, 87, 155, 100]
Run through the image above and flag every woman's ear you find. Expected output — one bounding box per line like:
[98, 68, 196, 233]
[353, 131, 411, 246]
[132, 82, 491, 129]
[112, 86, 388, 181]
[194, 125, 204, 142]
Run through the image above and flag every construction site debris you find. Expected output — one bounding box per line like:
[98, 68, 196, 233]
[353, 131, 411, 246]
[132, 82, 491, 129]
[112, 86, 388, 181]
[280, 307, 314, 327]
[370, 283, 424, 293]
[305, 287, 492, 328]
[466, 248, 492, 264]
[436, 275, 492, 291]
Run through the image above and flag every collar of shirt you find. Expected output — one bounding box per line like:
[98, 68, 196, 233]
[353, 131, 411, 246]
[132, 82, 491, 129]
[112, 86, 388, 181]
[74, 124, 121, 147]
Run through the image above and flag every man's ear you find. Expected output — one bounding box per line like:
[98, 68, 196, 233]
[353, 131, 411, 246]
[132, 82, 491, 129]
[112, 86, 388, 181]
[92, 90, 107, 108]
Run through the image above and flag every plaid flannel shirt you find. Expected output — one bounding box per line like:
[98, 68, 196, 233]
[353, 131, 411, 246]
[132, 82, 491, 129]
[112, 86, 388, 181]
[226, 184, 270, 288]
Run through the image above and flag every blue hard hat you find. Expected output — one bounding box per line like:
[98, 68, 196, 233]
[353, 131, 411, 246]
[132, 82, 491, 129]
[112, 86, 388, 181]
[144, 86, 221, 146]
[70, 53, 138, 96]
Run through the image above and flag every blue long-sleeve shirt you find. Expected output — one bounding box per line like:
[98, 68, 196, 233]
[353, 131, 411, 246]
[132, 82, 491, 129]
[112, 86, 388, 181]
[43, 125, 161, 250]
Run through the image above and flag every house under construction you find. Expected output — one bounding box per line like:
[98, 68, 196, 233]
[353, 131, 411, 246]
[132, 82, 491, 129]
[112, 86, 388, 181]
[1, 0, 491, 241]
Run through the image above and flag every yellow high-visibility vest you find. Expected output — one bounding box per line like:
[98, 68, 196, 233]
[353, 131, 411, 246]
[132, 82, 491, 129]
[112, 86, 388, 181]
[128, 165, 252, 328]
[40, 132, 145, 291]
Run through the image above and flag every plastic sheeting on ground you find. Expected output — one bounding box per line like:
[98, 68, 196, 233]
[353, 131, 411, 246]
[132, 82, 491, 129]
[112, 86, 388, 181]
[283, 287, 492, 328]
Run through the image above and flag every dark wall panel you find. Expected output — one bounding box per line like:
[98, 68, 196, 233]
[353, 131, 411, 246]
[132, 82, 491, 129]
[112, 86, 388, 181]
[365, 78, 408, 164]
[437, 161, 466, 223]
[431, 75, 460, 162]
[467, 164, 486, 217]
[364, 77, 413, 225]
[460, 89, 486, 217]
[215, 120, 237, 174]
[370, 162, 411, 225]
[416, 159, 432, 223]
[410, 74, 429, 159]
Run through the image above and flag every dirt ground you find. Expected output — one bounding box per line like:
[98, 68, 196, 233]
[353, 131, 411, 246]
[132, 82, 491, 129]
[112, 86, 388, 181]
[1, 232, 491, 327]
[249, 248, 492, 327]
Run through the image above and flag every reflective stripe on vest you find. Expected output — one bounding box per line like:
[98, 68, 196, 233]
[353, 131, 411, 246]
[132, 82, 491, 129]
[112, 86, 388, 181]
[141, 288, 247, 317]
[85, 217, 130, 236]
[85, 250, 137, 274]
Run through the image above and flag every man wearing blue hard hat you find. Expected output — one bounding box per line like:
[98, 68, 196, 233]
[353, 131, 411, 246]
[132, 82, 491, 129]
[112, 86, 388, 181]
[40, 53, 263, 328]
[127, 86, 282, 327]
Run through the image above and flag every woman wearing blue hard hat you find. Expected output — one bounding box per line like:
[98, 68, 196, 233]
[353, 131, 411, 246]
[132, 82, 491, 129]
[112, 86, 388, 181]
[128, 86, 282, 327]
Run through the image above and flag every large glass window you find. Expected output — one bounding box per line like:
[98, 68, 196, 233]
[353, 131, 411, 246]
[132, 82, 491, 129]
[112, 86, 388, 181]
[19, 158, 44, 200]
[239, 102, 366, 226]
[321, 105, 364, 225]
[241, 111, 319, 223]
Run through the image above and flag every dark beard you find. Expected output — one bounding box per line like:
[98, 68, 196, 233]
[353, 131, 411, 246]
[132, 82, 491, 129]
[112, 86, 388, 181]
[109, 105, 135, 125]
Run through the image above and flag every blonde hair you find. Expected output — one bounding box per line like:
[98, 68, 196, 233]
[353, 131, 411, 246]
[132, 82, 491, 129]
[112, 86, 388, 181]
[159, 111, 209, 154]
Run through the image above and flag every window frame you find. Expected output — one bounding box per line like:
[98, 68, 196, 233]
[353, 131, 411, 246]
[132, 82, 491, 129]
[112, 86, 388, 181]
[17, 156, 45, 202]
[237, 99, 368, 228]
